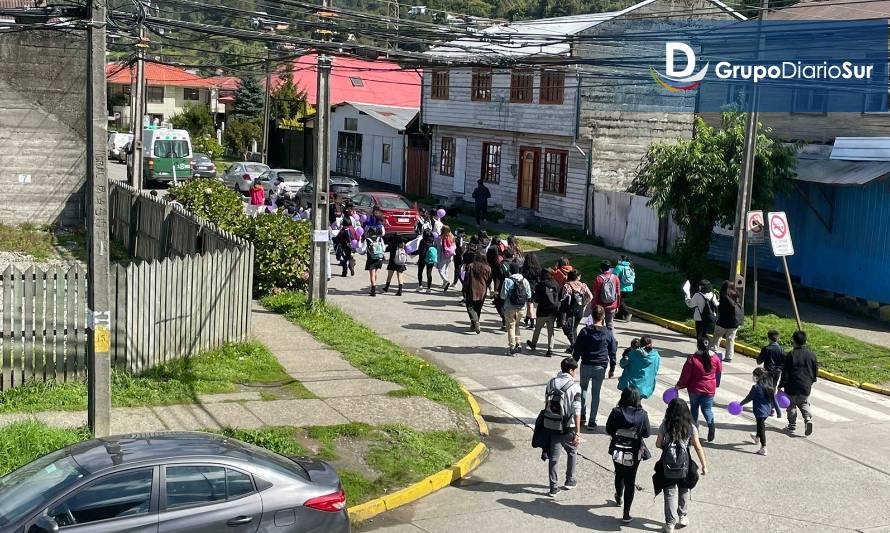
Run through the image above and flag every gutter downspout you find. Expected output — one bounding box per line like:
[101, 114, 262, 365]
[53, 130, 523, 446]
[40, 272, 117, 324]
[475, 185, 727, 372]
[572, 73, 594, 236]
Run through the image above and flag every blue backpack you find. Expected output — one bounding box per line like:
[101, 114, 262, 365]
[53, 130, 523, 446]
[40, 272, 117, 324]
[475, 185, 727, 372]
[425, 246, 438, 265]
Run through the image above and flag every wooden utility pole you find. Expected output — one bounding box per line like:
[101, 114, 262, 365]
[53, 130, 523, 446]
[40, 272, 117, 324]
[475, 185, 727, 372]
[262, 47, 272, 164]
[86, 0, 112, 437]
[308, 2, 332, 306]
[130, 24, 147, 190]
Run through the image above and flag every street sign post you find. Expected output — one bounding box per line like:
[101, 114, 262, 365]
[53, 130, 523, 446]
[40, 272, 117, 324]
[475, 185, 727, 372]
[767, 211, 802, 331]
[746, 210, 764, 327]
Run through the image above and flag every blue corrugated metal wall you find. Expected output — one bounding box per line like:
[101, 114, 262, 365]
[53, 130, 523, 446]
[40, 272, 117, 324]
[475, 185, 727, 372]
[709, 179, 890, 303]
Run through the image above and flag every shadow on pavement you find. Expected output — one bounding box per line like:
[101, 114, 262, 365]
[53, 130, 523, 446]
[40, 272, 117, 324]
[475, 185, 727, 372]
[495, 497, 663, 531]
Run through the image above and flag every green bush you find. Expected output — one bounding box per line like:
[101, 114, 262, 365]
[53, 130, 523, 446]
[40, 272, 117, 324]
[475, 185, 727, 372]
[242, 214, 311, 294]
[193, 135, 224, 159]
[224, 117, 262, 159]
[172, 179, 246, 233]
[171, 103, 215, 139]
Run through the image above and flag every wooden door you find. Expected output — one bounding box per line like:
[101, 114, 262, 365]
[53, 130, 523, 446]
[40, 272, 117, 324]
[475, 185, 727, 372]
[517, 147, 539, 209]
[406, 146, 429, 196]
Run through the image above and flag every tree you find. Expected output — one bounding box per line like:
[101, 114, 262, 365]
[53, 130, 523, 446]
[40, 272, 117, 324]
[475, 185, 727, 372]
[223, 117, 262, 159]
[171, 103, 214, 139]
[233, 75, 265, 118]
[630, 113, 797, 277]
[270, 65, 309, 123]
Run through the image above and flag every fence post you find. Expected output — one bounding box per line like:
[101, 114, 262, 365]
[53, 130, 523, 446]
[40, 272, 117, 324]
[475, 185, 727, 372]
[128, 188, 139, 258]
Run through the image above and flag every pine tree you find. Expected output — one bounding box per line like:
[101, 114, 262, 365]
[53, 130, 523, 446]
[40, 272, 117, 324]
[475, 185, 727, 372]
[233, 75, 265, 118]
[271, 65, 308, 122]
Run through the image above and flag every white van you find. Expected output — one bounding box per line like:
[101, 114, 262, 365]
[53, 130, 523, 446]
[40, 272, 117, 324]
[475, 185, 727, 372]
[107, 132, 133, 160]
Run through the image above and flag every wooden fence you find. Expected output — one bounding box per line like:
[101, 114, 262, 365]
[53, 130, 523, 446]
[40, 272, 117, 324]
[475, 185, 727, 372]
[0, 184, 254, 391]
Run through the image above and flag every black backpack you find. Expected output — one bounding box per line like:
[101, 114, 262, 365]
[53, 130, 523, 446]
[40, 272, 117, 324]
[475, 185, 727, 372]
[700, 294, 718, 325]
[568, 288, 585, 318]
[509, 278, 528, 306]
[662, 439, 690, 480]
[539, 283, 560, 311]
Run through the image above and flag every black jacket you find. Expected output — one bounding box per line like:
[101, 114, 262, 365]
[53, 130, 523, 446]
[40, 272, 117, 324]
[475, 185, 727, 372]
[572, 325, 617, 370]
[716, 294, 743, 329]
[779, 346, 818, 396]
[534, 279, 562, 317]
[757, 342, 785, 378]
[606, 406, 650, 455]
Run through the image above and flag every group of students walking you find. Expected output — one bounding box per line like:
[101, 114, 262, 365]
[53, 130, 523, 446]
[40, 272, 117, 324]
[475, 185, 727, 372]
[536, 323, 819, 531]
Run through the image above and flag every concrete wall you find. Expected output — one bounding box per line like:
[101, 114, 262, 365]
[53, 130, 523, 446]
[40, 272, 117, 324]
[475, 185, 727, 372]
[0, 31, 86, 226]
[329, 104, 405, 187]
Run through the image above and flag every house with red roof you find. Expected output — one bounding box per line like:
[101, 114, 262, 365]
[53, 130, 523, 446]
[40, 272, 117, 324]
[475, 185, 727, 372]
[106, 62, 224, 128]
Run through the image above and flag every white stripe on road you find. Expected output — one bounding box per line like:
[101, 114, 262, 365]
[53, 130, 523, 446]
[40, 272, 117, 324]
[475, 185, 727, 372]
[460, 377, 538, 425]
[717, 372, 854, 423]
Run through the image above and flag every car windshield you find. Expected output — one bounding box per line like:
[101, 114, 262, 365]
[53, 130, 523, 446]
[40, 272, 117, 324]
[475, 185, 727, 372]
[378, 196, 412, 210]
[153, 140, 189, 158]
[0, 451, 86, 526]
[278, 172, 305, 182]
[245, 164, 269, 173]
[194, 153, 211, 163]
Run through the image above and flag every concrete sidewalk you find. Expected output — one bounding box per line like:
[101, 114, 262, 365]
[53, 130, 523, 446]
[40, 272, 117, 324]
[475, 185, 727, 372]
[0, 303, 469, 434]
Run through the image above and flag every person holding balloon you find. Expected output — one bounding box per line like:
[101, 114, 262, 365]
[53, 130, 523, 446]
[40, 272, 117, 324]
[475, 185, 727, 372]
[738, 367, 782, 456]
[674, 338, 723, 443]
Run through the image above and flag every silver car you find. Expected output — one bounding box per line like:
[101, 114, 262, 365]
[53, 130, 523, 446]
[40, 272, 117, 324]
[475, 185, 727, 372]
[258, 169, 308, 199]
[221, 162, 271, 193]
[0, 431, 350, 533]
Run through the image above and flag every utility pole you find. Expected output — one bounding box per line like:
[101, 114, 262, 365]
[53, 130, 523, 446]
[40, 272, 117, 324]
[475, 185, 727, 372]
[86, 0, 112, 437]
[728, 0, 769, 300]
[386, 0, 399, 50]
[308, 3, 333, 306]
[261, 46, 272, 164]
[130, 24, 147, 190]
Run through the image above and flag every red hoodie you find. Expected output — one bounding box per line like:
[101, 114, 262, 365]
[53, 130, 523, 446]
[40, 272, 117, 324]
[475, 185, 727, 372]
[676, 351, 723, 395]
[552, 265, 574, 287]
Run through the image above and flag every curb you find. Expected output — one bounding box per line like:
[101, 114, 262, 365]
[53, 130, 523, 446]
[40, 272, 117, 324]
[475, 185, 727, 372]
[626, 306, 890, 398]
[346, 388, 490, 524]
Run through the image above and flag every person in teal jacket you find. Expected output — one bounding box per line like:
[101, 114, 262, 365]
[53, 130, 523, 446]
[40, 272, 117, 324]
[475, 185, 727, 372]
[617, 335, 660, 399]
[613, 255, 635, 321]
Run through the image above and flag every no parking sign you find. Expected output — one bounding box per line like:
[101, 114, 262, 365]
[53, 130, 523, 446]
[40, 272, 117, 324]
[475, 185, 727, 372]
[768, 211, 794, 256]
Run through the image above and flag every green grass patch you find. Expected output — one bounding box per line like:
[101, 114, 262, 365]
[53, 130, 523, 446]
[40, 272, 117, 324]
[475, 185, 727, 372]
[365, 425, 477, 489]
[261, 291, 469, 413]
[0, 421, 90, 476]
[338, 470, 380, 505]
[545, 246, 890, 385]
[217, 426, 309, 456]
[307, 422, 375, 460]
[385, 389, 416, 398]
[0, 223, 57, 261]
[0, 342, 314, 413]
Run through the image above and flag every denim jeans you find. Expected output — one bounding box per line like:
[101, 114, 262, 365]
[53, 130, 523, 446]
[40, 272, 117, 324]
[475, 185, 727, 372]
[580, 365, 607, 424]
[688, 391, 715, 427]
[663, 485, 689, 526]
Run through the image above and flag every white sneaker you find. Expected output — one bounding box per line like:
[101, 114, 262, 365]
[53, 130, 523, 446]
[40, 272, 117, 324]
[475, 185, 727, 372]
[678, 515, 689, 528]
[750, 432, 759, 444]
[756, 447, 768, 456]
[663, 525, 675, 533]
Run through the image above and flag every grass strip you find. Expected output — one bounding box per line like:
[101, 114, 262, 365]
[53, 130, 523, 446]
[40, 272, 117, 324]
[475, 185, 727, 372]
[0, 341, 314, 413]
[0, 421, 91, 476]
[0, 223, 58, 261]
[550, 249, 890, 385]
[261, 291, 470, 413]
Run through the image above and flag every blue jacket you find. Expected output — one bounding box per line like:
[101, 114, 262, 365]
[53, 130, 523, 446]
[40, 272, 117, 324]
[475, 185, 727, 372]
[617, 348, 661, 399]
[612, 261, 634, 293]
[572, 325, 617, 370]
[741, 382, 779, 419]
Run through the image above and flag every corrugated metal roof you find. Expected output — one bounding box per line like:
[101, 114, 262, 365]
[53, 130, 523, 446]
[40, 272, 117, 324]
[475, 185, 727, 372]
[794, 158, 890, 185]
[831, 137, 890, 162]
[770, 0, 890, 20]
[345, 102, 418, 131]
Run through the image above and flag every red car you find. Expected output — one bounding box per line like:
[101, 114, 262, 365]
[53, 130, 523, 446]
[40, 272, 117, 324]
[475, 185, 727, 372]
[351, 192, 418, 236]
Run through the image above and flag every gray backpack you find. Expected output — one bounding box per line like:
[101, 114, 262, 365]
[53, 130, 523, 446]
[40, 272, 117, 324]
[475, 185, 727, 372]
[542, 379, 574, 433]
[599, 274, 617, 305]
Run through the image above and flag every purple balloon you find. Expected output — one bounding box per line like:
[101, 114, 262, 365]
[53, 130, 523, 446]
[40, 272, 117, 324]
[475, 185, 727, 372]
[360, 213, 368, 223]
[662, 387, 678, 405]
[432, 231, 440, 239]
[728, 401, 743, 416]
[436, 208, 446, 218]
[405, 242, 417, 254]
[460, 270, 466, 281]
[776, 391, 791, 409]
[350, 239, 358, 249]
[354, 226, 365, 238]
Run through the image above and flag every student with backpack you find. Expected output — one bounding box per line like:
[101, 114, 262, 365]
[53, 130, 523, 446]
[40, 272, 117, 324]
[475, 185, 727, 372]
[592, 261, 621, 330]
[675, 338, 723, 443]
[572, 305, 617, 429]
[613, 256, 636, 322]
[363, 227, 385, 297]
[685, 280, 718, 341]
[655, 398, 709, 533]
[606, 386, 651, 524]
[617, 336, 661, 400]
[462, 254, 492, 334]
[416, 230, 436, 293]
[500, 261, 532, 356]
[522, 252, 543, 329]
[757, 329, 785, 389]
[560, 270, 592, 353]
[527, 269, 561, 357]
[552, 257, 574, 288]
[437, 226, 457, 292]
[451, 228, 467, 288]
[741, 367, 781, 456]
[333, 217, 356, 277]
[381, 233, 407, 296]
[711, 281, 744, 362]
[541, 357, 583, 497]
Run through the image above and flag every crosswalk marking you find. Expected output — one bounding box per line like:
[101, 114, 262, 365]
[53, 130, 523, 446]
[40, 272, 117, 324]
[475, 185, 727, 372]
[461, 377, 537, 425]
[716, 372, 854, 422]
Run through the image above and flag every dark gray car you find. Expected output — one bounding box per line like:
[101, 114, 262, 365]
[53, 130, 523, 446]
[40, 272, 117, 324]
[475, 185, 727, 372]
[0, 432, 350, 533]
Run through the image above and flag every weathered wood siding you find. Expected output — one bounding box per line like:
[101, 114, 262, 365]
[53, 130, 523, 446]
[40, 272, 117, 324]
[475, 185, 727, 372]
[430, 126, 588, 226]
[422, 68, 579, 138]
[700, 111, 890, 144]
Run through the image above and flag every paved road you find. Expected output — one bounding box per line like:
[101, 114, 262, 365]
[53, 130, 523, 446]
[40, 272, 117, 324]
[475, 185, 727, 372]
[326, 262, 890, 532]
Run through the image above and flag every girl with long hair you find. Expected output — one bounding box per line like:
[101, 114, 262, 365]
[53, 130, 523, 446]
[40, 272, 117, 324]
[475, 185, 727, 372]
[740, 367, 780, 456]
[521, 252, 542, 329]
[675, 338, 723, 442]
[462, 253, 492, 334]
[656, 398, 709, 532]
[437, 225, 456, 292]
[606, 386, 651, 524]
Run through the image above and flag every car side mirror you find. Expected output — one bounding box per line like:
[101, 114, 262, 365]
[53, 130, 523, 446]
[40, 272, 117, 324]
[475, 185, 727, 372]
[30, 515, 59, 533]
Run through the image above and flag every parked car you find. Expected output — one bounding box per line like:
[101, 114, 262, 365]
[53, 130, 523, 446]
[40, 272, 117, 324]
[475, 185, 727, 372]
[298, 176, 359, 205]
[190, 152, 217, 179]
[258, 169, 308, 198]
[107, 132, 133, 160]
[117, 141, 131, 163]
[0, 431, 350, 533]
[352, 192, 419, 236]
[221, 162, 271, 193]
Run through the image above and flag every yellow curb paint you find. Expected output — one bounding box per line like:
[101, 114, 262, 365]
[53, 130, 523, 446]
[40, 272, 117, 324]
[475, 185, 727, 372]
[346, 441, 489, 524]
[626, 306, 876, 393]
[861, 383, 890, 396]
[461, 384, 490, 437]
